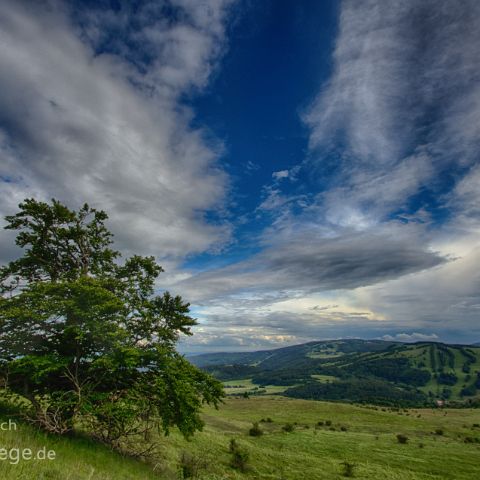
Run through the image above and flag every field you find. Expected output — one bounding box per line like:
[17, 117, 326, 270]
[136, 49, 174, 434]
[2, 396, 480, 479]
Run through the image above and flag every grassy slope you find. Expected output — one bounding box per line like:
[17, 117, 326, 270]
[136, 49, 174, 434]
[160, 397, 480, 479]
[377, 343, 480, 399]
[0, 416, 160, 480]
[2, 396, 480, 479]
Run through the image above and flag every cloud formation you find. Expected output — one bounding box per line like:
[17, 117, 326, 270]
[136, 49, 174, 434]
[0, 0, 234, 263]
[179, 0, 480, 351]
[304, 0, 480, 223]
[175, 226, 444, 303]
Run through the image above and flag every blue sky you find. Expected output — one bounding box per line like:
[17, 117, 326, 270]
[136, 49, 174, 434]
[1, 0, 480, 352]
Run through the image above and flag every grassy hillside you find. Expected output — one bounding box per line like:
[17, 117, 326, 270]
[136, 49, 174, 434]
[193, 340, 480, 405]
[188, 339, 397, 369]
[2, 397, 480, 479]
[0, 415, 159, 479]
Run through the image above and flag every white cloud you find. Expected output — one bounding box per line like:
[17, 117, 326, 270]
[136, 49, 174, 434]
[0, 0, 235, 263]
[272, 170, 289, 180]
[381, 333, 439, 342]
[304, 0, 480, 224]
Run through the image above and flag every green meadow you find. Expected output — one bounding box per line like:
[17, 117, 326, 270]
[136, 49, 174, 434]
[2, 396, 480, 479]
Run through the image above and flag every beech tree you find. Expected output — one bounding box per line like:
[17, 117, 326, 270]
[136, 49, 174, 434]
[0, 199, 223, 448]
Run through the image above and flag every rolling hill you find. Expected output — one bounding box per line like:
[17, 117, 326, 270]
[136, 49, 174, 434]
[190, 339, 480, 406]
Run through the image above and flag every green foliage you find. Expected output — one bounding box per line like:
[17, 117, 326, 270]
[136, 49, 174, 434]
[396, 434, 408, 444]
[178, 451, 207, 479]
[351, 357, 431, 386]
[229, 441, 249, 472]
[229, 438, 239, 452]
[248, 422, 263, 437]
[438, 373, 457, 386]
[285, 379, 427, 407]
[282, 423, 295, 432]
[429, 345, 437, 371]
[461, 384, 477, 397]
[341, 461, 356, 477]
[0, 199, 223, 446]
[203, 364, 259, 381]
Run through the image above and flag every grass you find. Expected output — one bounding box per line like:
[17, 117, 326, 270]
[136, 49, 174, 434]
[0, 415, 161, 479]
[157, 397, 480, 479]
[2, 396, 480, 479]
[223, 378, 289, 395]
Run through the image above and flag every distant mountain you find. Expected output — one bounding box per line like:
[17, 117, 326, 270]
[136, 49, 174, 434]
[192, 339, 480, 407]
[189, 339, 397, 368]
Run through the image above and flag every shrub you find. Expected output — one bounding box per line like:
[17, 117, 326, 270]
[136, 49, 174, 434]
[340, 426, 348, 432]
[249, 422, 263, 437]
[396, 434, 408, 444]
[317, 421, 324, 426]
[341, 461, 356, 477]
[266, 417, 273, 423]
[438, 372, 457, 386]
[282, 423, 295, 433]
[435, 428, 444, 436]
[229, 438, 238, 453]
[325, 420, 332, 426]
[179, 452, 206, 479]
[230, 444, 250, 472]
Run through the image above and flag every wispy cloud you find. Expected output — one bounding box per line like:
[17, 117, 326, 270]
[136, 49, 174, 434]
[304, 0, 480, 223]
[174, 224, 444, 303]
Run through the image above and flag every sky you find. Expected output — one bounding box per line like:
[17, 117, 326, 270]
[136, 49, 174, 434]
[1, 0, 480, 353]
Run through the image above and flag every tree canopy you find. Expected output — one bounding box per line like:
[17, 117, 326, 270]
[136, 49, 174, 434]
[0, 198, 223, 449]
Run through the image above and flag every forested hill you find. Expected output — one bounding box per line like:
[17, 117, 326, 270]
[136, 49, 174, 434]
[189, 339, 480, 407]
[188, 339, 397, 368]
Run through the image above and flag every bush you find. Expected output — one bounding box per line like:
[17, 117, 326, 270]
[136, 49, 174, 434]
[179, 452, 206, 479]
[282, 423, 295, 433]
[340, 426, 348, 432]
[230, 443, 250, 472]
[317, 421, 324, 426]
[396, 434, 408, 444]
[325, 420, 332, 426]
[341, 461, 356, 477]
[438, 372, 457, 386]
[435, 428, 444, 436]
[229, 438, 238, 453]
[249, 422, 263, 437]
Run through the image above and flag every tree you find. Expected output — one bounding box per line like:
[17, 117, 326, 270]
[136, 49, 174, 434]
[0, 198, 223, 448]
